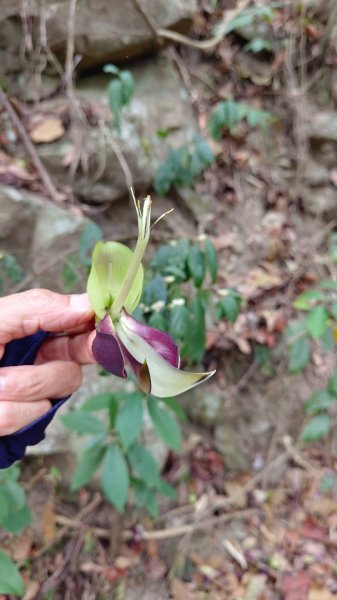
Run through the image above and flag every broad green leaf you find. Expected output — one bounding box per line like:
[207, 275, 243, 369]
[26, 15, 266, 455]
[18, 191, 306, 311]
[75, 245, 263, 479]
[147, 397, 182, 451]
[322, 326, 334, 352]
[2, 481, 25, 510]
[155, 478, 177, 499]
[330, 300, 337, 321]
[2, 504, 32, 534]
[307, 306, 328, 339]
[81, 392, 116, 411]
[87, 241, 144, 319]
[216, 296, 240, 323]
[0, 465, 20, 482]
[128, 443, 160, 487]
[71, 445, 106, 491]
[62, 256, 79, 293]
[116, 393, 143, 449]
[109, 396, 119, 428]
[148, 312, 168, 332]
[161, 397, 187, 422]
[61, 412, 106, 434]
[0, 550, 24, 596]
[142, 273, 167, 306]
[102, 444, 130, 511]
[204, 239, 218, 283]
[79, 222, 103, 266]
[244, 38, 273, 53]
[328, 373, 337, 396]
[288, 336, 310, 373]
[187, 245, 205, 288]
[182, 296, 206, 363]
[83, 433, 106, 451]
[169, 304, 190, 340]
[301, 414, 331, 443]
[303, 390, 336, 415]
[151, 244, 174, 270]
[0, 491, 9, 522]
[293, 290, 326, 310]
[133, 481, 158, 518]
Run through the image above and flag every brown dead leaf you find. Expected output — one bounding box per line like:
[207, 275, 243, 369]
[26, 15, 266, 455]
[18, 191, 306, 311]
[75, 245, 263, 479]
[242, 574, 267, 600]
[22, 579, 40, 600]
[42, 500, 56, 542]
[171, 579, 196, 600]
[30, 116, 65, 143]
[13, 529, 34, 562]
[309, 587, 336, 600]
[248, 268, 283, 290]
[281, 572, 311, 600]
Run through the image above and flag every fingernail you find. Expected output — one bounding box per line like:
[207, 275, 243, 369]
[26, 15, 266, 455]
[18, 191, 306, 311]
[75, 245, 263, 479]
[70, 294, 92, 312]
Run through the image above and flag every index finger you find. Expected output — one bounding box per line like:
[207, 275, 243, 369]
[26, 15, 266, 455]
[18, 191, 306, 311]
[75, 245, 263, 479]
[0, 289, 94, 356]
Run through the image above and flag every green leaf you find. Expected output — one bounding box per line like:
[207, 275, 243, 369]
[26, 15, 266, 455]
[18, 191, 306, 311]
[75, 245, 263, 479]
[61, 412, 106, 434]
[109, 396, 119, 428]
[293, 290, 326, 310]
[133, 481, 158, 518]
[204, 239, 218, 283]
[148, 312, 168, 332]
[303, 390, 336, 415]
[161, 397, 187, 421]
[142, 273, 167, 306]
[108, 78, 123, 130]
[216, 296, 240, 323]
[301, 414, 331, 443]
[116, 393, 143, 449]
[1, 480, 25, 510]
[187, 245, 205, 288]
[307, 306, 328, 339]
[330, 300, 337, 321]
[103, 64, 120, 76]
[101, 444, 130, 511]
[71, 445, 106, 491]
[79, 222, 103, 267]
[2, 504, 32, 534]
[81, 392, 116, 411]
[0, 550, 24, 596]
[1, 253, 23, 284]
[119, 70, 135, 104]
[322, 326, 334, 352]
[62, 256, 79, 293]
[244, 38, 273, 53]
[0, 465, 20, 482]
[0, 491, 9, 522]
[155, 478, 177, 499]
[328, 373, 337, 396]
[288, 336, 310, 373]
[169, 304, 189, 340]
[182, 296, 206, 363]
[128, 443, 160, 487]
[147, 397, 182, 451]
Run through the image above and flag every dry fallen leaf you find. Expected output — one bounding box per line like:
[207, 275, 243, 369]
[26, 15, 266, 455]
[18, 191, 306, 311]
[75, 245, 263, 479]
[30, 116, 65, 143]
[42, 500, 56, 542]
[281, 572, 311, 600]
[309, 587, 336, 600]
[171, 578, 196, 600]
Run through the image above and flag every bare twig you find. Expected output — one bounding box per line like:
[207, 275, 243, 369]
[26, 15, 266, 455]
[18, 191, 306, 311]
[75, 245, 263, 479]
[0, 87, 63, 203]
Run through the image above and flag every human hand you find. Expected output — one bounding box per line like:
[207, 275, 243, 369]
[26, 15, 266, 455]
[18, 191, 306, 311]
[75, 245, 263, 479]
[0, 289, 95, 435]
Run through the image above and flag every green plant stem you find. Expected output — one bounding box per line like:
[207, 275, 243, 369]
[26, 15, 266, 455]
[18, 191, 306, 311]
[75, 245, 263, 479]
[110, 238, 148, 319]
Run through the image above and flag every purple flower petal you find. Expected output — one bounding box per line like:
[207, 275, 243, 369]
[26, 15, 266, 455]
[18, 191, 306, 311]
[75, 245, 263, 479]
[120, 311, 180, 368]
[92, 316, 126, 377]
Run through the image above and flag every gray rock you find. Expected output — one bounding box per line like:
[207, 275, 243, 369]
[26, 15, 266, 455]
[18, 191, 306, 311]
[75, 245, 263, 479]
[37, 56, 196, 204]
[0, 185, 85, 291]
[185, 388, 224, 427]
[0, 0, 196, 72]
[301, 185, 337, 218]
[307, 111, 337, 142]
[214, 424, 250, 470]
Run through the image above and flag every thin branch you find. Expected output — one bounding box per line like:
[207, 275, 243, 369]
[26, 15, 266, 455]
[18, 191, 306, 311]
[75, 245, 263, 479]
[0, 87, 64, 203]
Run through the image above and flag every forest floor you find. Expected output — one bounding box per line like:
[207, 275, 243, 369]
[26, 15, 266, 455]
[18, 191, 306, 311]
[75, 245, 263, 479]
[1, 0, 337, 598]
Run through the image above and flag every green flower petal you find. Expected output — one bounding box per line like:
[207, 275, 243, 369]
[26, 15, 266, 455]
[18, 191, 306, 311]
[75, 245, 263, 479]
[87, 241, 143, 319]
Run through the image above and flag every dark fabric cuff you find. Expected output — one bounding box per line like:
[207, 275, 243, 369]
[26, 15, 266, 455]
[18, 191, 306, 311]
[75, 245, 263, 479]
[0, 332, 69, 468]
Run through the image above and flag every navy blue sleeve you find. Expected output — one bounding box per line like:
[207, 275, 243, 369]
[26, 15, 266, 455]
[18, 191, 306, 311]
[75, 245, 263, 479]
[0, 332, 69, 468]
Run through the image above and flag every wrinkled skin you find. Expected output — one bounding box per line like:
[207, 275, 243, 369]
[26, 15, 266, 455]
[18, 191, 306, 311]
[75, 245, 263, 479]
[0, 290, 95, 435]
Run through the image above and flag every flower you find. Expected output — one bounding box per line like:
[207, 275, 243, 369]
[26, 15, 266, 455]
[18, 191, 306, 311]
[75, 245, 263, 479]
[87, 192, 215, 397]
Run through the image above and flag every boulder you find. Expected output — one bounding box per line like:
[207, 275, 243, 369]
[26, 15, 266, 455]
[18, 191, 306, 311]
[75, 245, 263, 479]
[0, 0, 196, 73]
[36, 56, 196, 204]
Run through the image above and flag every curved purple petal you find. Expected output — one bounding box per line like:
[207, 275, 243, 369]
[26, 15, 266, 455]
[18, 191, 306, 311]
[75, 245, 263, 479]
[92, 317, 126, 377]
[120, 311, 180, 368]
